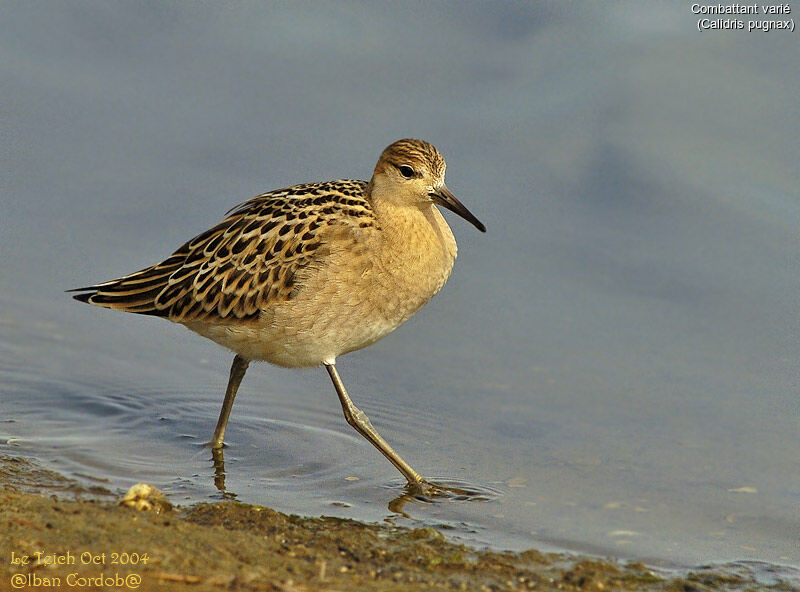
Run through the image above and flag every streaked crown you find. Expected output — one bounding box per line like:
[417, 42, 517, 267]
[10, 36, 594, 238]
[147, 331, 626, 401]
[373, 138, 446, 181]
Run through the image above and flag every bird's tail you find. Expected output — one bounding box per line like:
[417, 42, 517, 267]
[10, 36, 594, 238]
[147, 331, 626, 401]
[68, 254, 187, 317]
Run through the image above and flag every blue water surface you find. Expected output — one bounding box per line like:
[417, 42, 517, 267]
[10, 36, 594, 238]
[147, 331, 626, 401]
[1, 2, 797, 583]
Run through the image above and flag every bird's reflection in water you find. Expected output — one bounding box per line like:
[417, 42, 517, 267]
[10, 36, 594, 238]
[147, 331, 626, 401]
[210, 446, 237, 499]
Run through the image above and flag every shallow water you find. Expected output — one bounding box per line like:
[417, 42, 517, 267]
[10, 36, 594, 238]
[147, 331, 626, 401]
[1, 2, 798, 586]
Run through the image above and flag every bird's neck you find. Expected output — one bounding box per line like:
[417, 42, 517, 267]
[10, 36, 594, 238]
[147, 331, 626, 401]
[369, 193, 458, 297]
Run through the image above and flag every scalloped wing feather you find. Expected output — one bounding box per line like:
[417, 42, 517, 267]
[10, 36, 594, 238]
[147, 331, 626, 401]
[70, 180, 375, 322]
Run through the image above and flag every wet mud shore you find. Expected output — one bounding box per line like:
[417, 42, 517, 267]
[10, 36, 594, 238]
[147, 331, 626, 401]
[0, 454, 789, 591]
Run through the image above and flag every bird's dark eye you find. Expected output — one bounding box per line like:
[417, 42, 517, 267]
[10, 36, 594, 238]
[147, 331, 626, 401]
[398, 165, 415, 179]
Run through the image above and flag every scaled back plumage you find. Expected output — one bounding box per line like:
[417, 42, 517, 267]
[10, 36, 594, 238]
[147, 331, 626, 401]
[70, 180, 375, 321]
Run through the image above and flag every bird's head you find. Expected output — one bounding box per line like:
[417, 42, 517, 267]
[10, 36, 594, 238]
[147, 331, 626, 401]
[370, 138, 485, 232]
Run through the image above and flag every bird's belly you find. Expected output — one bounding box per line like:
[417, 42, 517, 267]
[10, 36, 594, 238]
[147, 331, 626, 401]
[182, 321, 366, 368]
[183, 302, 410, 368]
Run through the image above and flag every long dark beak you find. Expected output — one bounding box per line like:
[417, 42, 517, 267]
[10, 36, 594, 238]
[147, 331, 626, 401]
[430, 186, 486, 232]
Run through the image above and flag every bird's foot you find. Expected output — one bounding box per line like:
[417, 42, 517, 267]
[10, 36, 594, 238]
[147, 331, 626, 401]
[405, 479, 487, 499]
[388, 478, 498, 516]
[406, 479, 446, 498]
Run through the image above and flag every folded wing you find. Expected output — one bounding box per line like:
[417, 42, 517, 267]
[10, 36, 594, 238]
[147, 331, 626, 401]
[70, 180, 372, 323]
